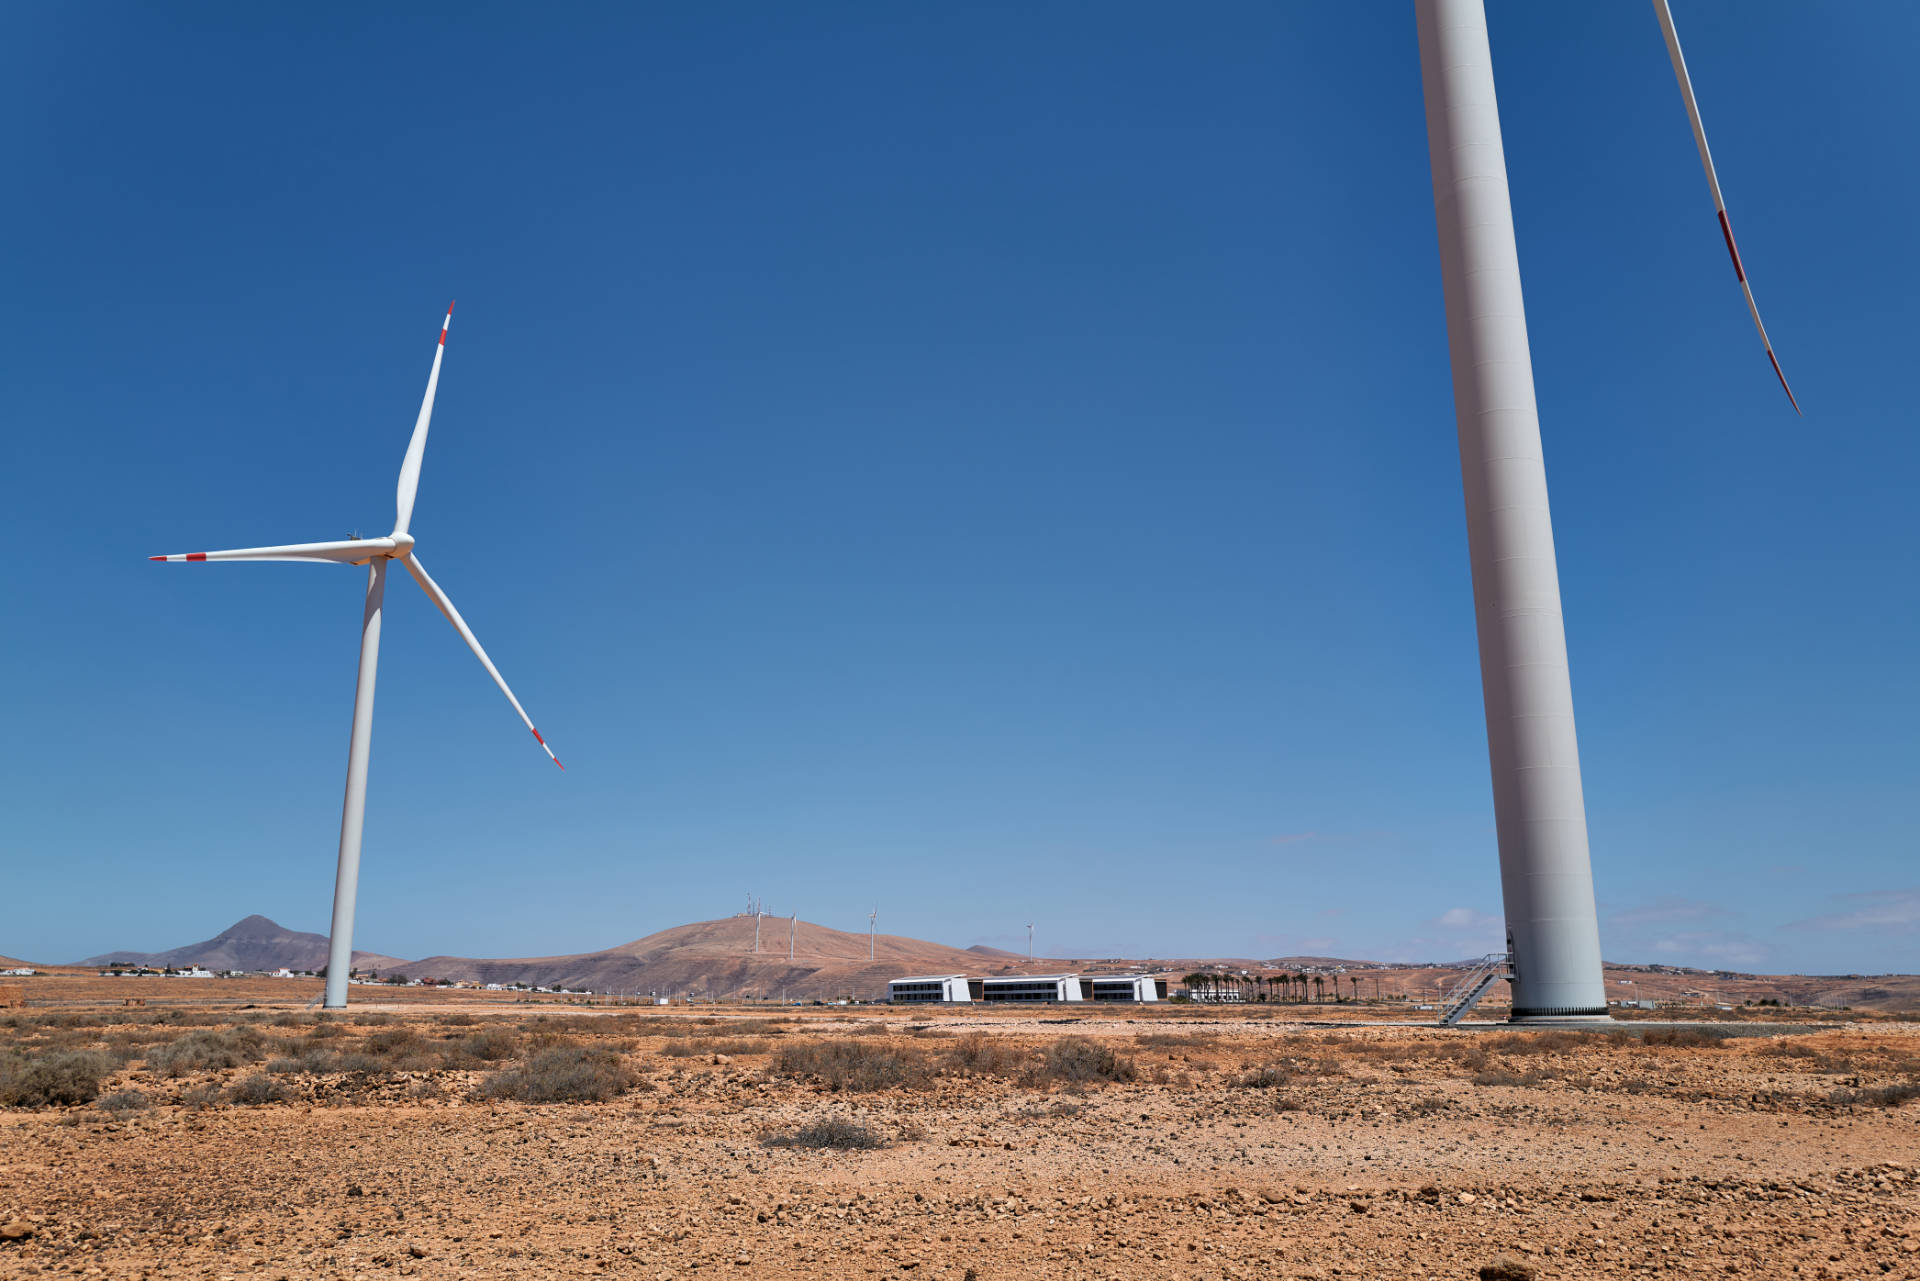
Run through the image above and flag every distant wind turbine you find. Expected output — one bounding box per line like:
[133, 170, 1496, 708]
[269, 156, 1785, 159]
[1026, 922, 1034, 963]
[149, 304, 560, 1009]
[868, 908, 877, 962]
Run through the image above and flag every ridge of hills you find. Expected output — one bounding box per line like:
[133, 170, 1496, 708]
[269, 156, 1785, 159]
[76, 915, 405, 974]
[32, 914, 1920, 1010]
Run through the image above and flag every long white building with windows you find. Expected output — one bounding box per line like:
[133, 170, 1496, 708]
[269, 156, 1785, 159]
[1083, 974, 1160, 1002]
[979, 973, 1083, 1002]
[886, 975, 973, 1003]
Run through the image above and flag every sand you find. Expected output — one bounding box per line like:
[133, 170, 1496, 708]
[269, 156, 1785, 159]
[3, 988, 1917, 1279]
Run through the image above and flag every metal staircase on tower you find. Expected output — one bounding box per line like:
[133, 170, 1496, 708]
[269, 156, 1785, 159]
[1436, 952, 1513, 1026]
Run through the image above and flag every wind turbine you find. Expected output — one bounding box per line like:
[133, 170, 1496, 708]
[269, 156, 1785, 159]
[867, 908, 877, 962]
[1025, 922, 1033, 964]
[1415, 0, 1798, 1020]
[788, 912, 797, 962]
[150, 303, 561, 1009]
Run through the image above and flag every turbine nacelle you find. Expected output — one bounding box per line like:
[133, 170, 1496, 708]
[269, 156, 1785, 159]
[387, 532, 416, 558]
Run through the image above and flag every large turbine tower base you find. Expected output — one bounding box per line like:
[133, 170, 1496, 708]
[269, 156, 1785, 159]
[323, 559, 387, 1009]
[1416, 0, 1608, 1022]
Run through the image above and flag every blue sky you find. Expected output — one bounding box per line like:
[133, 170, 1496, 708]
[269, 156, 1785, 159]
[3, 2, 1913, 974]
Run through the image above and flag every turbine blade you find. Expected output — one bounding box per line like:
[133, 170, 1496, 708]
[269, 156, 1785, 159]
[148, 538, 397, 564]
[1652, 0, 1800, 414]
[400, 552, 562, 768]
[394, 302, 454, 536]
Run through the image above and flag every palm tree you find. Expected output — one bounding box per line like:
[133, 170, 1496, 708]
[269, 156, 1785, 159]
[1312, 974, 1326, 1002]
[1349, 976, 1361, 1002]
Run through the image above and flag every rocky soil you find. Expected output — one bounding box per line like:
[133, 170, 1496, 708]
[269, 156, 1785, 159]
[3, 999, 1918, 1279]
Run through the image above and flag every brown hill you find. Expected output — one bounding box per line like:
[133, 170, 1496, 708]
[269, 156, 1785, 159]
[77, 915, 406, 974]
[400, 915, 1027, 1000]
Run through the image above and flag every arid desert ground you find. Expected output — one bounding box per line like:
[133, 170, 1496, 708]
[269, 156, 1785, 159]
[4, 983, 1918, 1280]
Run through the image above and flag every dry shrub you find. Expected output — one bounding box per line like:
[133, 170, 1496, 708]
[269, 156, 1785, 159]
[1235, 1064, 1294, 1089]
[774, 1039, 931, 1092]
[659, 1036, 768, 1058]
[451, 1027, 520, 1064]
[1486, 1031, 1586, 1056]
[96, 1089, 150, 1114]
[148, 1028, 267, 1077]
[1472, 1067, 1553, 1088]
[1828, 1081, 1920, 1109]
[720, 1018, 791, 1036]
[0, 1049, 115, 1107]
[760, 1117, 888, 1150]
[227, 1073, 289, 1106]
[946, 1034, 1026, 1078]
[1033, 1036, 1136, 1085]
[478, 1045, 635, 1103]
[1136, 1033, 1206, 1049]
[1631, 1028, 1732, 1049]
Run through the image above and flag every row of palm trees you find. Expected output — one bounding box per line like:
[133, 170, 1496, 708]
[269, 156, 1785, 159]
[1179, 970, 1366, 1003]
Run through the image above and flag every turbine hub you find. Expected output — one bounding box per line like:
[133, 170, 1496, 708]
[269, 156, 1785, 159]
[388, 532, 416, 557]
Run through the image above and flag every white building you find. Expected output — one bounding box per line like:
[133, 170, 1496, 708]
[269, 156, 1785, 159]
[980, 974, 1083, 1002]
[887, 975, 972, 1004]
[1083, 974, 1160, 1002]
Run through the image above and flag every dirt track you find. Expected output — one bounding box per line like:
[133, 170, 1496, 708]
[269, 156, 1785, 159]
[4, 992, 1917, 1279]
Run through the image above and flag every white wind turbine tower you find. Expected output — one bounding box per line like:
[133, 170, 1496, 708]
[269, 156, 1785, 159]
[1416, 0, 1798, 1020]
[1025, 922, 1033, 964]
[150, 303, 561, 1009]
[867, 908, 877, 962]
[788, 912, 797, 962]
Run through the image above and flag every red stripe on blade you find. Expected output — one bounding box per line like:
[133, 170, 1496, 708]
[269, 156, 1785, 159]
[1717, 210, 1745, 283]
[149, 556, 165, 561]
[186, 553, 206, 561]
[1767, 348, 1802, 415]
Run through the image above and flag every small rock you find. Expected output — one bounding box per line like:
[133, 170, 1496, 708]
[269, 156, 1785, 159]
[1457, 1192, 1477, 1205]
[408, 1244, 426, 1259]
[347, 1185, 364, 1198]
[0, 1220, 34, 1242]
[734, 1253, 751, 1266]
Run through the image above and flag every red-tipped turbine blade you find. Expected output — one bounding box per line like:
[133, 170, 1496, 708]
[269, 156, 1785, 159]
[1653, 0, 1801, 414]
[394, 302, 455, 537]
[399, 552, 564, 770]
